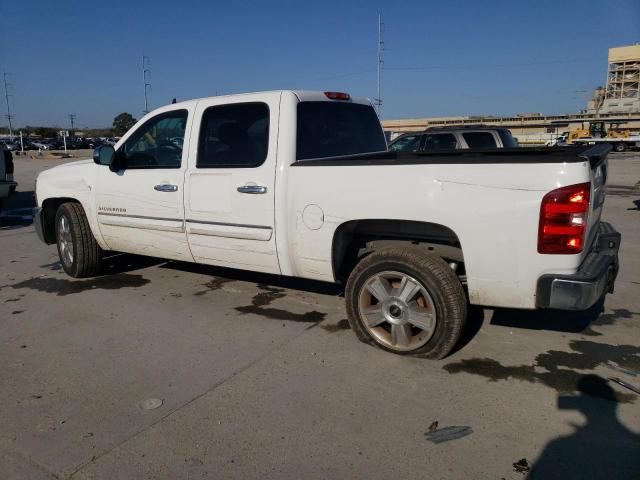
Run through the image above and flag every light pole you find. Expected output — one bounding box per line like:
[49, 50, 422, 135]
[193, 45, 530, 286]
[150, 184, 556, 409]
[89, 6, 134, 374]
[3, 72, 13, 137]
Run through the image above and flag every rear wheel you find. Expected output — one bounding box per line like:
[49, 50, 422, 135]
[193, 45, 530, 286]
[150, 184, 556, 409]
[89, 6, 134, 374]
[55, 202, 103, 278]
[614, 142, 626, 152]
[345, 247, 467, 359]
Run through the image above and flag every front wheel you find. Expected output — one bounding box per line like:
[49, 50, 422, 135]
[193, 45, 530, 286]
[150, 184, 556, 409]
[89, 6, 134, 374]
[614, 143, 625, 152]
[55, 202, 103, 278]
[345, 247, 467, 359]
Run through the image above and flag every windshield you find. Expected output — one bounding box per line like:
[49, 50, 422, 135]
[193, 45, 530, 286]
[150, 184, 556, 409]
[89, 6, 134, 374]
[390, 135, 421, 152]
[296, 102, 387, 160]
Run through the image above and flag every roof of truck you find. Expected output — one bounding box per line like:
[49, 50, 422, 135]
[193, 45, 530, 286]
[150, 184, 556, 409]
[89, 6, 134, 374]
[164, 90, 373, 110]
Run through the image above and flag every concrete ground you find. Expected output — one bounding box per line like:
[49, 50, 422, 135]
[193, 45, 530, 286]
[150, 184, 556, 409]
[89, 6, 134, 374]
[1, 152, 639, 480]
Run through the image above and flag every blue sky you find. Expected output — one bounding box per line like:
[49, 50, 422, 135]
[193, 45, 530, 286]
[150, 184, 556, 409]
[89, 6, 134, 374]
[1, 0, 639, 127]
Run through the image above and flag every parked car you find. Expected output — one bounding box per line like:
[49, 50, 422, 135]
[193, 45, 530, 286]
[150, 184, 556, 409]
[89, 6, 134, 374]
[50, 139, 66, 150]
[545, 133, 569, 147]
[1, 145, 17, 207]
[1, 141, 19, 151]
[33, 90, 619, 359]
[31, 141, 52, 150]
[389, 126, 518, 153]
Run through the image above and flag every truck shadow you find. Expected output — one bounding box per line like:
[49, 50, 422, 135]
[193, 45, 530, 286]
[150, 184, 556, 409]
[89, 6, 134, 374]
[70, 253, 631, 349]
[489, 300, 638, 337]
[160, 260, 343, 297]
[445, 299, 635, 355]
[102, 252, 167, 274]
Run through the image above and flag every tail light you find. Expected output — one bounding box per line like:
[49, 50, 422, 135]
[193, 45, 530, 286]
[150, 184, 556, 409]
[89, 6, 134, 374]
[538, 182, 591, 254]
[324, 91, 350, 101]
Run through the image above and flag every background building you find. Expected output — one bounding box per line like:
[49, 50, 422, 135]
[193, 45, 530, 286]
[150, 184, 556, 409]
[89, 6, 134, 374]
[384, 43, 640, 142]
[588, 44, 640, 114]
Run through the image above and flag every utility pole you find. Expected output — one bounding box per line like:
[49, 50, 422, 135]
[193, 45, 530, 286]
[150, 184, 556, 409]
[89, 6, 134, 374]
[375, 15, 384, 117]
[142, 54, 151, 115]
[69, 114, 76, 131]
[3, 72, 13, 136]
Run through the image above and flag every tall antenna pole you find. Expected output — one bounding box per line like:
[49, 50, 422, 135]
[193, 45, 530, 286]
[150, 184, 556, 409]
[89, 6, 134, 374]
[375, 15, 384, 116]
[3, 72, 13, 136]
[69, 114, 76, 131]
[142, 54, 151, 115]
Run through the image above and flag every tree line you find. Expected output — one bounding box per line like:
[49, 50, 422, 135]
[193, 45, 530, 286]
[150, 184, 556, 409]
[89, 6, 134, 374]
[2, 113, 138, 138]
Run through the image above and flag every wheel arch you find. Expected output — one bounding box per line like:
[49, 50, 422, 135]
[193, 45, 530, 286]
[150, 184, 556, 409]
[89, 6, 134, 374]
[331, 219, 465, 282]
[40, 197, 82, 244]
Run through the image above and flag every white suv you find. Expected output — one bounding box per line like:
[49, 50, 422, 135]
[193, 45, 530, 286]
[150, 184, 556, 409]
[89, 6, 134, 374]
[389, 126, 518, 152]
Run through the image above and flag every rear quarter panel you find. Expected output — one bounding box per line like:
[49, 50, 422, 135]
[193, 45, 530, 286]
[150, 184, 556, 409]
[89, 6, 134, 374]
[284, 159, 592, 309]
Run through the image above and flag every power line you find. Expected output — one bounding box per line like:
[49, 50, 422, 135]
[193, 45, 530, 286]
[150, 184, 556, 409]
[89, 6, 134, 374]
[142, 54, 151, 115]
[3, 72, 13, 136]
[375, 15, 384, 116]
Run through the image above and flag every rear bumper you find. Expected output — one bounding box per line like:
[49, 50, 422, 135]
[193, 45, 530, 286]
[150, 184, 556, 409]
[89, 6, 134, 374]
[33, 207, 48, 244]
[536, 222, 620, 310]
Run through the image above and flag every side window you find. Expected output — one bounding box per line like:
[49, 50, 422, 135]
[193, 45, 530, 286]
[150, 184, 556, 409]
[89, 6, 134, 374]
[389, 135, 421, 152]
[122, 110, 187, 168]
[423, 133, 457, 150]
[462, 132, 497, 149]
[197, 102, 269, 168]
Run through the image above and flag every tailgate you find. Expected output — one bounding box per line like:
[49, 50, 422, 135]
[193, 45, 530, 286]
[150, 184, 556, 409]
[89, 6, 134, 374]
[581, 145, 611, 254]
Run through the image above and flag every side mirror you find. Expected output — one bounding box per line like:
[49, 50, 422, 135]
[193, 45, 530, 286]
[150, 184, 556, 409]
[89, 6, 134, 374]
[93, 145, 126, 172]
[93, 145, 115, 166]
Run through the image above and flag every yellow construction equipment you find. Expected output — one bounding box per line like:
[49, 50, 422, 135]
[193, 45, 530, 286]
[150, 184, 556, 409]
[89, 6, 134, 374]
[567, 121, 631, 143]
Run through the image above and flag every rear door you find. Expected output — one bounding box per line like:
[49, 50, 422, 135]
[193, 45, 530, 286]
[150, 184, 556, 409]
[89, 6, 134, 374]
[421, 133, 458, 151]
[184, 92, 281, 274]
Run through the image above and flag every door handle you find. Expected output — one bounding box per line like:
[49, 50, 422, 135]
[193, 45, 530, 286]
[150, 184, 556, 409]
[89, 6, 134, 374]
[237, 185, 267, 194]
[154, 184, 178, 192]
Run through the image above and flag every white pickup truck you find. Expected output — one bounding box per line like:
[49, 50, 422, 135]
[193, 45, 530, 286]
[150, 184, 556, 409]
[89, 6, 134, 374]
[34, 90, 620, 358]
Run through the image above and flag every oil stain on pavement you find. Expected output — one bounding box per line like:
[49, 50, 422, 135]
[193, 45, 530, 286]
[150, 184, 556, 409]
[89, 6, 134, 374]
[443, 340, 640, 403]
[5, 273, 150, 296]
[235, 284, 326, 324]
[193, 277, 236, 296]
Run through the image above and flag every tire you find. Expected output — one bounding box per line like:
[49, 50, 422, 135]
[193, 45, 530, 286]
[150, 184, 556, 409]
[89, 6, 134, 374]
[345, 246, 467, 359]
[614, 143, 625, 152]
[55, 202, 103, 278]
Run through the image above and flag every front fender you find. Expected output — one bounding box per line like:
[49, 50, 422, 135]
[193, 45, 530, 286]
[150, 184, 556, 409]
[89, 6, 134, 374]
[36, 161, 108, 249]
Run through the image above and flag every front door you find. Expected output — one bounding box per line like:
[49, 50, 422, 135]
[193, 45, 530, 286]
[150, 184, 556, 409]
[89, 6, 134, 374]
[184, 92, 281, 273]
[94, 107, 193, 262]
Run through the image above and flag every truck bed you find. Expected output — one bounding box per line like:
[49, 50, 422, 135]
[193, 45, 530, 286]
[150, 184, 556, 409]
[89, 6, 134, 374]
[291, 145, 609, 168]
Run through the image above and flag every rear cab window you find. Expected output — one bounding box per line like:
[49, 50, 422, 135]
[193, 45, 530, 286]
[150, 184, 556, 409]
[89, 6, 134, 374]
[462, 131, 497, 149]
[296, 102, 387, 160]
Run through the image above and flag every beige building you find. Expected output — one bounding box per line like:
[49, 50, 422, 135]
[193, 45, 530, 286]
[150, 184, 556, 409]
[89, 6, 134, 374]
[383, 44, 640, 141]
[588, 44, 640, 114]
